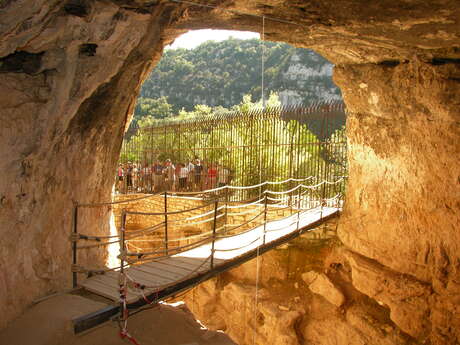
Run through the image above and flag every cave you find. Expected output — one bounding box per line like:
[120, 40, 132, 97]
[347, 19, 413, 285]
[0, 1, 459, 344]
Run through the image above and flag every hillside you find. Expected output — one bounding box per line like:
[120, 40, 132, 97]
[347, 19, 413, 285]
[139, 38, 341, 114]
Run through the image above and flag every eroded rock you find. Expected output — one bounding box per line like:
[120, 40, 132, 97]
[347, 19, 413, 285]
[302, 271, 345, 307]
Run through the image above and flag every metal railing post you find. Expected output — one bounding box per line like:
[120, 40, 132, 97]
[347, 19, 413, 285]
[262, 193, 268, 244]
[119, 209, 127, 325]
[120, 209, 127, 273]
[210, 200, 218, 269]
[296, 185, 302, 231]
[72, 201, 79, 288]
[320, 180, 326, 219]
[164, 192, 169, 255]
[224, 186, 229, 234]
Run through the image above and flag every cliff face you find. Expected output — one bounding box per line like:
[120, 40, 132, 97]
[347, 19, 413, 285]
[335, 60, 460, 342]
[0, 0, 459, 343]
[139, 40, 341, 111]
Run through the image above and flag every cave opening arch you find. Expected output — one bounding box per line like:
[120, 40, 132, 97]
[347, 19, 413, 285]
[0, 1, 459, 342]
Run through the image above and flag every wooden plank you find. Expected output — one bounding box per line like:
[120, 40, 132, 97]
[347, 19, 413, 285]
[81, 278, 120, 301]
[87, 272, 159, 304]
[131, 263, 186, 281]
[127, 266, 172, 286]
[141, 262, 193, 280]
[144, 259, 192, 273]
[157, 256, 210, 269]
[82, 273, 141, 303]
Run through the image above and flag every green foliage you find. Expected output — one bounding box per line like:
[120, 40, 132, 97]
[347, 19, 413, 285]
[134, 96, 173, 123]
[138, 38, 341, 115]
[122, 96, 347, 199]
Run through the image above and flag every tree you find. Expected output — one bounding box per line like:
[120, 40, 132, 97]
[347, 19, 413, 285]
[134, 96, 173, 122]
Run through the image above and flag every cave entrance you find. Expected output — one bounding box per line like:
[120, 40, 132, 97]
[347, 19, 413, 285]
[115, 29, 346, 201]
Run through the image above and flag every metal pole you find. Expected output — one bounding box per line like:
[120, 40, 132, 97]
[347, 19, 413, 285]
[210, 200, 218, 269]
[72, 202, 79, 288]
[120, 210, 127, 274]
[262, 194, 268, 244]
[296, 185, 302, 231]
[224, 186, 229, 234]
[164, 192, 168, 255]
[119, 209, 127, 326]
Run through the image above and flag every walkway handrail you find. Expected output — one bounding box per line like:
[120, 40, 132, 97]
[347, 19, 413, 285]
[70, 176, 346, 287]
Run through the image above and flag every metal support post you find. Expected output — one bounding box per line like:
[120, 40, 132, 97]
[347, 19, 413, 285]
[296, 186, 301, 231]
[119, 209, 127, 326]
[210, 200, 218, 269]
[224, 187, 229, 234]
[120, 210, 127, 273]
[72, 202, 79, 288]
[164, 192, 169, 255]
[262, 194, 268, 244]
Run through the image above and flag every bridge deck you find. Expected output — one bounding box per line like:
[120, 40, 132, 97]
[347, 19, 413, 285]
[81, 206, 339, 304]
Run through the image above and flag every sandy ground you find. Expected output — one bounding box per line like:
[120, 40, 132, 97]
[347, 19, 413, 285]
[0, 294, 236, 345]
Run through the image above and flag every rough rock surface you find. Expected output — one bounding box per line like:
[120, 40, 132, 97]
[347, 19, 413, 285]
[181, 227, 416, 345]
[302, 271, 345, 307]
[0, 0, 459, 344]
[0, 294, 236, 345]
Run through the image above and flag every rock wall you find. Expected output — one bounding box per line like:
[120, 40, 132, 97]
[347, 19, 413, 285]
[0, 0, 459, 342]
[182, 221, 415, 345]
[334, 60, 460, 343]
[0, 0, 175, 329]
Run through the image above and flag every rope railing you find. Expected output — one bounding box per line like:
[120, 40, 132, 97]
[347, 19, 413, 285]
[70, 176, 345, 288]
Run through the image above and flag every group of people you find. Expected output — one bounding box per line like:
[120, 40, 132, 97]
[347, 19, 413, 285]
[116, 158, 231, 194]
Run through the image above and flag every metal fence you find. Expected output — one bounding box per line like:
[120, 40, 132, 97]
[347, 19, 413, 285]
[117, 101, 347, 201]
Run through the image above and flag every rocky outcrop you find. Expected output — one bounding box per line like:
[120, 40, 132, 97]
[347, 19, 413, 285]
[334, 59, 460, 343]
[182, 225, 416, 345]
[0, 1, 459, 343]
[302, 271, 345, 307]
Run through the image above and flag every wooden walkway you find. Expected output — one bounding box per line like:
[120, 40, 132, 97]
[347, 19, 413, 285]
[81, 206, 339, 303]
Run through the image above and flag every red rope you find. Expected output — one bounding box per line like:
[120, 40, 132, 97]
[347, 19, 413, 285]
[120, 330, 141, 345]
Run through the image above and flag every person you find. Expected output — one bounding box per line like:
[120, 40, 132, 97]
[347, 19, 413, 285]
[178, 163, 188, 191]
[201, 160, 208, 190]
[207, 163, 217, 189]
[116, 164, 124, 193]
[132, 163, 139, 192]
[186, 159, 194, 191]
[175, 162, 182, 191]
[193, 159, 203, 191]
[141, 163, 151, 192]
[163, 159, 176, 191]
[151, 160, 163, 192]
[126, 162, 133, 191]
[218, 164, 229, 188]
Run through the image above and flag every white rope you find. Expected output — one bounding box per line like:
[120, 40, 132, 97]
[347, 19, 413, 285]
[226, 197, 265, 209]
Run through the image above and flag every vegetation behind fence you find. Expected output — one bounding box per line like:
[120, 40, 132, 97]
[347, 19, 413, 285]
[119, 101, 347, 200]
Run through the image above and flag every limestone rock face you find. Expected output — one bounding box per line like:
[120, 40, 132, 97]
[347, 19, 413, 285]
[183, 230, 416, 345]
[0, 0, 459, 343]
[302, 271, 345, 307]
[334, 60, 460, 343]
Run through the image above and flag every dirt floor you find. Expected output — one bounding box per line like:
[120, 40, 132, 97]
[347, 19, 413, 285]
[0, 294, 236, 345]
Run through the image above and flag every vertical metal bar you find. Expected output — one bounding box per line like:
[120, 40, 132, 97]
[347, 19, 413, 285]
[72, 202, 79, 288]
[210, 200, 218, 269]
[224, 186, 229, 233]
[164, 192, 168, 255]
[119, 208, 127, 324]
[296, 184, 302, 231]
[120, 209, 127, 274]
[262, 193, 268, 244]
